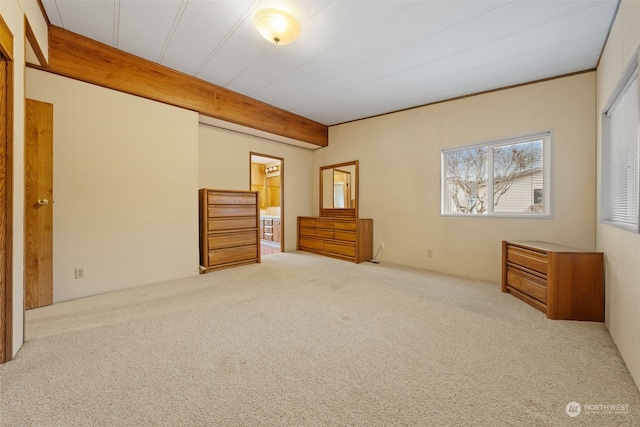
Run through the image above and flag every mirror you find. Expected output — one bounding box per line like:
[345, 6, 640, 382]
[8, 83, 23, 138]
[320, 160, 358, 218]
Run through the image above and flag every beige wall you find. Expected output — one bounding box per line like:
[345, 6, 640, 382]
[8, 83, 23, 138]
[323, 72, 596, 283]
[26, 69, 199, 303]
[0, 0, 48, 357]
[21, 0, 48, 58]
[198, 124, 314, 252]
[596, 0, 640, 389]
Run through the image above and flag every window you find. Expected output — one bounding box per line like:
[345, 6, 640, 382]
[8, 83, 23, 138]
[602, 50, 640, 233]
[441, 132, 551, 216]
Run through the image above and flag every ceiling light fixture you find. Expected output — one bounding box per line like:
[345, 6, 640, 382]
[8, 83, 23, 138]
[254, 8, 301, 45]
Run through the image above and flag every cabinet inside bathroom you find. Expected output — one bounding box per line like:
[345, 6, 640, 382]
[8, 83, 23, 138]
[260, 216, 281, 243]
[250, 156, 282, 249]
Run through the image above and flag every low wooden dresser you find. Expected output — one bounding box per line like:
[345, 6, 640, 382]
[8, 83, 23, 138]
[502, 240, 604, 321]
[199, 189, 260, 272]
[298, 217, 373, 263]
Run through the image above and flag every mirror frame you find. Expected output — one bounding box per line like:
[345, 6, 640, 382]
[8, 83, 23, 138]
[320, 160, 359, 218]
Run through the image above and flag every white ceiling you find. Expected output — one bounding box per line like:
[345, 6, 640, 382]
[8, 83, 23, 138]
[41, 0, 619, 126]
[251, 154, 280, 164]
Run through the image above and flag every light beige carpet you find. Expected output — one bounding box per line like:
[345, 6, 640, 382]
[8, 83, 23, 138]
[1, 252, 638, 426]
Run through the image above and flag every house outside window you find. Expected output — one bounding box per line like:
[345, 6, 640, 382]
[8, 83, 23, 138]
[441, 132, 552, 217]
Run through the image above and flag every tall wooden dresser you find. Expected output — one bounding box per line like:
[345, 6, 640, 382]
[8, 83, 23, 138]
[502, 240, 604, 321]
[298, 217, 373, 263]
[199, 189, 260, 272]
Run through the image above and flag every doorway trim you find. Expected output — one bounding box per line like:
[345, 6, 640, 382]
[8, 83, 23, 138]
[250, 152, 284, 252]
[0, 14, 14, 364]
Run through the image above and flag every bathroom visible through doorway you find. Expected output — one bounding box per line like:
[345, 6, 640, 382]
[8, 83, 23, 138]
[250, 153, 284, 257]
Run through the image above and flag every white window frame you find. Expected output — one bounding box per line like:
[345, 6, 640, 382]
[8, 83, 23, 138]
[441, 131, 552, 218]
[601, 49, 640, 233]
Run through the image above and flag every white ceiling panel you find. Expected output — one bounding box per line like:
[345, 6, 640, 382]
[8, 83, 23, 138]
[200, 0, 338, 89]
[257, 2, 562, 110]
[42, 0, 63, 27]
[45, 0, 116, 46]
[195, 17, 275, 87]
[117, 0, 185, 62]
[273, 0, 615, 118]
[336, 34, 606, 124]
[325, 0, 606, 88]
[292, 30, 606, 125]
[229, 1, 420, 97]
[249, 1, 507, 103]
[39, 0, 619, 126]
[161, 0, 258, 76]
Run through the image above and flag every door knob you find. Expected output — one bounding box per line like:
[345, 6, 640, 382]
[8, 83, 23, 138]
[37, 199, 49, 206]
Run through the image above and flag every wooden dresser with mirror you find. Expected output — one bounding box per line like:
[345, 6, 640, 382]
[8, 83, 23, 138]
[297, 160, 373, 263]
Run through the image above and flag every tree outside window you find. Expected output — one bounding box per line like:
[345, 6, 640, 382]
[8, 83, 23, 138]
[441, 132, 551, 217]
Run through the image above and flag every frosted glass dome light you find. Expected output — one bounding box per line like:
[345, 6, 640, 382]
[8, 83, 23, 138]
[254, 8, 301, 45]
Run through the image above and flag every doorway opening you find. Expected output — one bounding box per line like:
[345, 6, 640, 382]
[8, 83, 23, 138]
[250, 153, 284, 257]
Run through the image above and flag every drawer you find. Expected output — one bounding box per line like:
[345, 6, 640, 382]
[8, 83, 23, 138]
[263, 234, 273, 241]
[208, 230, 257, 250]
[264, 225, 273, 233]
[506, 266, 547, 304]
[324, 242, 356, 258]
[507, 245, 547, 275]
[299, 218, 316, 228]
[299, 237, 324, 251]
[299, 227, 316, 237]
[316, 228, 334, 239]
[208, 192, 256, 205]
[334, 221, 356, 231]
[316, 219, 334, 229]
[208, 245, 257, 266]
[264, 218, 273, 226]
[334, 230, 356, 242]
[208, 217, 256, 231]
[208, 205, 256, 218]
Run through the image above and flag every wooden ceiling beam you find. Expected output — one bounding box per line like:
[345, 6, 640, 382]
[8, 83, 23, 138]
[31, 26, 328, 147]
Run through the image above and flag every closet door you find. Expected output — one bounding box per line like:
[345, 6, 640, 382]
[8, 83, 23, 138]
[24, 99, 54, 310]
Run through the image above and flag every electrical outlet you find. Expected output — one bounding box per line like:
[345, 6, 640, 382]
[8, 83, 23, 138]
[427, 249, 433, 257]
[75, 268, 85, 279]
[380, 242, 385, 250]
